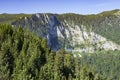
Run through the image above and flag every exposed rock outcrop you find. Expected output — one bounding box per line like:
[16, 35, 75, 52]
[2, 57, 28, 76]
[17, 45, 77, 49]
[11, 11, 120, 52]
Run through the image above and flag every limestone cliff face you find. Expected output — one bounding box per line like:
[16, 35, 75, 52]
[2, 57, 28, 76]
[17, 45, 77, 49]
[11, 11, 120, 52]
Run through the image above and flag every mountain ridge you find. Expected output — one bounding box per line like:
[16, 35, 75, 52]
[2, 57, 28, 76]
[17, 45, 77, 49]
[0, 9, 120, 52]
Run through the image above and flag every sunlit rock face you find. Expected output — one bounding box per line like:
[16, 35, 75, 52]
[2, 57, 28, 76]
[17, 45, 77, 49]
[12, 11, 120, 52]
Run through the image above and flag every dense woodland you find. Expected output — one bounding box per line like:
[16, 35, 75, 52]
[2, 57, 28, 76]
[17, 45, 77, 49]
[76, 51, 120, 80]
[0, 24, 99, 80]
[0, 24, 120, 80]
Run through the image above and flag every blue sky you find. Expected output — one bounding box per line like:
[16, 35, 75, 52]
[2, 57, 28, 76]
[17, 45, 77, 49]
[0, 0, 120, 14]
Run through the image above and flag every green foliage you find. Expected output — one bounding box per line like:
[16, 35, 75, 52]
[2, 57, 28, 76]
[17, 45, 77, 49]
[56, 11, 120, 45]
[7, 10, 120, 46]
[99, 9, 120, 16]
[78, 50, 120, 80]
[0, 24, 114, 80]
[0, 13, 31, 24]
[0, 10, 120, 80]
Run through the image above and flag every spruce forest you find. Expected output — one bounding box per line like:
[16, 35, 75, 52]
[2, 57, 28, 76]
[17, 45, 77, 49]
[0, 4, 120, 79]
[0, 24, 120, 80]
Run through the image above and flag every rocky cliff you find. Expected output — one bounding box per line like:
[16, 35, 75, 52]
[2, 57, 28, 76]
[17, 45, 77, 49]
[11, 10, 120, 52]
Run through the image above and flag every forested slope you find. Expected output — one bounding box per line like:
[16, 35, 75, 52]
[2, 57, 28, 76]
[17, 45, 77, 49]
[0, 24, 103, 80]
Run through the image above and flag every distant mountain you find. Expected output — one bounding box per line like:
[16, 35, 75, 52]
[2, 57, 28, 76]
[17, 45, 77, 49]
[0, 13, 31, 24]
[1, 9, 120, 52]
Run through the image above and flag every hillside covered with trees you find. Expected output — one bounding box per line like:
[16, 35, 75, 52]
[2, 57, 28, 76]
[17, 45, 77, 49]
[0, 10, 120, 80]
[0, 24, 104, 80]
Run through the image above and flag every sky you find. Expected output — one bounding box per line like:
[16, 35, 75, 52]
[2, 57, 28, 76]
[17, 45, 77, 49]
[0, 0, 120, 14]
